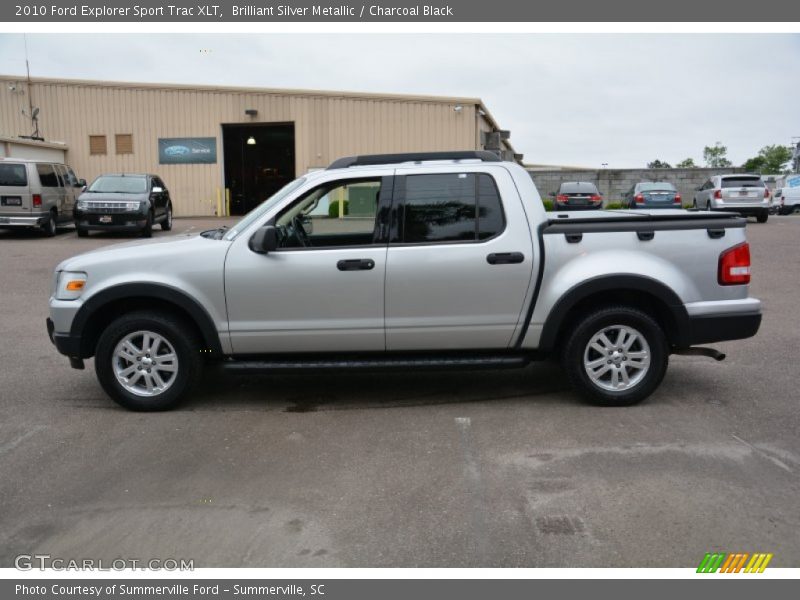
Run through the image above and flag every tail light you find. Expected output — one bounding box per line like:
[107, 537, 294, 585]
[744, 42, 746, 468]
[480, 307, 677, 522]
[32, 194, 42, 207]
[634, 194, 644, 204]
[590, 195, 602, 203]
[556, 194, 568, 203]
[714, 189, 722, 199]
[718, 242, 751, 286]
[764, 188, 770, 199]
[674, 193, 682, 204]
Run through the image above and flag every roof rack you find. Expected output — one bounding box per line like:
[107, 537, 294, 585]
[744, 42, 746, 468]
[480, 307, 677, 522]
[327, 151, 502, 170]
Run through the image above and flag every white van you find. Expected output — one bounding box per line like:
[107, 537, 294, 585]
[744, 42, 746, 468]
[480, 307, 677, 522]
[774, 174, 800, 215]
[0, 158, 86, 236]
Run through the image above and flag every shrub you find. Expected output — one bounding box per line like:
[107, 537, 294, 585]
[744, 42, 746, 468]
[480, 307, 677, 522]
[604, 202, 626, 210]
[328, 199, 349, 217]
[542, 199, 554, 212]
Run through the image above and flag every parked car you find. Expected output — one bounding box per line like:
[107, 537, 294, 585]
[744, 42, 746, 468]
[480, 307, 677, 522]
[693, 174, 770, 223]
[74, 173, 173, 238]
[0, 158, 85, 236]
[47, 151, 761, 411]
[624, 181, 681, 209]
[553, 181, 602, 211]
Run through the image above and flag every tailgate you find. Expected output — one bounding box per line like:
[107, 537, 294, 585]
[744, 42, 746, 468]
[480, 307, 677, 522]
[721, 176, 765, 203]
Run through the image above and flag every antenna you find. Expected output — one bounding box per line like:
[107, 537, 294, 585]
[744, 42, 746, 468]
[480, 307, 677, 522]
[23, 34, 40, 139]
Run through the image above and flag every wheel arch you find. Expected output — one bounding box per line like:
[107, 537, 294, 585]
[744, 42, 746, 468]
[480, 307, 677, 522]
[538, 275, 691, 353]
[71, 283, 223, 358]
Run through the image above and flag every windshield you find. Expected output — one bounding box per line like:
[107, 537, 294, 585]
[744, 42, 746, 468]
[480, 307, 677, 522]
[88, 175, 148, 194]
[639, 182, 675, 192]
[224, 177, 307, 241]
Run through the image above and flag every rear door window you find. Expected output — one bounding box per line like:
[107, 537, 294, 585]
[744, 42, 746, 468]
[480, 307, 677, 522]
[36, 164, 61, 187]
[0, 163, 27, 186]
[400, 173, 505, 243]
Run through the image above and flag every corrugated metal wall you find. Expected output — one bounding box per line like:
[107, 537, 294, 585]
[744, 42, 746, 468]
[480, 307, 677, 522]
[0, 77, 485, 216]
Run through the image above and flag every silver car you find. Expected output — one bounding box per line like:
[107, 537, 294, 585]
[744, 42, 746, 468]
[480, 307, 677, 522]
[693, 174, 770, 223]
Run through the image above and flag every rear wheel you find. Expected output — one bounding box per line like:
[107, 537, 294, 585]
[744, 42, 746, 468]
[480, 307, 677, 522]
[756, 210, 768, 223]
[562, 306, 669, 406]
[41, 210, 57, 237]
[94, 311, 201, 411]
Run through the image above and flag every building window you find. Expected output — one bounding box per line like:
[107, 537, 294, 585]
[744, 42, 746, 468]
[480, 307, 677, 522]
[89, 135, 107, 155]
[115, 134, 133, 155]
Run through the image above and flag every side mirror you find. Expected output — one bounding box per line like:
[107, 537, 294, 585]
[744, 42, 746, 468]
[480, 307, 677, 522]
[249, 225, 279, 254]
[152, 186, 164, 194]
[76, 179, 87, 188]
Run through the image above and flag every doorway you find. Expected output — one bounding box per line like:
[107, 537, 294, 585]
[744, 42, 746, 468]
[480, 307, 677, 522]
[222, 122, 295, 216]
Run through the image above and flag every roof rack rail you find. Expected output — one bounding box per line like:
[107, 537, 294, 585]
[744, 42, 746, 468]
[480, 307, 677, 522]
[327, 151, 501, 170]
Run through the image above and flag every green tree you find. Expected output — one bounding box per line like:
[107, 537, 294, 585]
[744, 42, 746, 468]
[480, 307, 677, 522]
[742, 145, 793, 174]
[676, 158, 697, 168]
[703, 142, 732, 168]
[647, 159, 672, 169]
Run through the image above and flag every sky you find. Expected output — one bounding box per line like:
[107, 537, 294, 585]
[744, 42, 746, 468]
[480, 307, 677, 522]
[0, 33, 798, 168]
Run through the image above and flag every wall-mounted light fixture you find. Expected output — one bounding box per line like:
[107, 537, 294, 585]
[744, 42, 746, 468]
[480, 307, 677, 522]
[246, 136, 257, 146]
[453, 104, 463, 113]
[245, 109, 258, 117]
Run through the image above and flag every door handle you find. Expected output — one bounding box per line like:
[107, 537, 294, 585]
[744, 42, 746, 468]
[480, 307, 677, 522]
[486, 252, 525, 265]
[337, 258, 375, 271]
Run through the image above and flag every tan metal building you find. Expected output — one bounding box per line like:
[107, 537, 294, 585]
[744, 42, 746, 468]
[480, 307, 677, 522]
[0, 75, 517, 216]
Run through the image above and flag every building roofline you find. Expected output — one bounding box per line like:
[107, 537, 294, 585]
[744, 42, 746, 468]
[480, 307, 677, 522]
[0, 73, 485, 106]
[0, 135, 68, 151]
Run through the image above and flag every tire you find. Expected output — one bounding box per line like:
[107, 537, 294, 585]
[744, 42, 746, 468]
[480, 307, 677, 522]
[76, 226, 89, 238]
[561, 306, 669, 407]
[756, 211, 768, 224]
[94, 310, 201, 411]
[692, 199, 697, 210]
[141, 210, 153, 238]
[41, 210, 57, 237]
[161, 202, 173, 231]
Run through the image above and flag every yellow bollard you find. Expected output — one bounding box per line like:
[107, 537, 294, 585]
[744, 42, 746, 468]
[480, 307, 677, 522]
[225, 188, 231, 217]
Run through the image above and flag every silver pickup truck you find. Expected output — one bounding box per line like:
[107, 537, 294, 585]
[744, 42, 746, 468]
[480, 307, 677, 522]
[47, 152, 762, 411]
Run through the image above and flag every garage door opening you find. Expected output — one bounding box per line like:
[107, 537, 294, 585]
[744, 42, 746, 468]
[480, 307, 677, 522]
[222, 122, 295, 216]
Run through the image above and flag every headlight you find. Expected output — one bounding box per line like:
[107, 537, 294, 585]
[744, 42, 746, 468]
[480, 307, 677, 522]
[55, 271, 87, 301]
[77, 200, 88, 210]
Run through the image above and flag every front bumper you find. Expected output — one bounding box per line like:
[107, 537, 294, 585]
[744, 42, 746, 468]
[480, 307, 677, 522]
[74, 210, 147, 231]
[0, 212, 49, 227]
[46, 317, 85, 368]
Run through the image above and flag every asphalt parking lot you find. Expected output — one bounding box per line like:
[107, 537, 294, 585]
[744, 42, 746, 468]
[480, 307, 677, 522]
[1, 216, 799, 568]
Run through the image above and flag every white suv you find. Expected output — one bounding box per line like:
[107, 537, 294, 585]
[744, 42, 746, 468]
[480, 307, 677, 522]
[693, 174, 770, 223]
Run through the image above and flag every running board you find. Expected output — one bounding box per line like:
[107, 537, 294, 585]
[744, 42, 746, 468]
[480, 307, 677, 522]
[222, 354, 531, 374]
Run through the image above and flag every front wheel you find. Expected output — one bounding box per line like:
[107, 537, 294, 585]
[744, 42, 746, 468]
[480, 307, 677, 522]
[562, 306, 669, 406]
[141, 210, 153, 238]
[94, 311, 201, 411]
[161, 203, 173, 231]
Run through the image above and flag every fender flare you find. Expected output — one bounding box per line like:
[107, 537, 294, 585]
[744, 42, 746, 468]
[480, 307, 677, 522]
[537, 275, 691, 352]
[70, 283, 223, 357]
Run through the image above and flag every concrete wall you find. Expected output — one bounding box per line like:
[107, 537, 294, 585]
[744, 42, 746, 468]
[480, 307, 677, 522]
[528, 167, 746, 207]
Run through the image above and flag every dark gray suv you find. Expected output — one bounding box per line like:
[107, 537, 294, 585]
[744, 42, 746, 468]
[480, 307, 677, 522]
[73, 173, 173, 237]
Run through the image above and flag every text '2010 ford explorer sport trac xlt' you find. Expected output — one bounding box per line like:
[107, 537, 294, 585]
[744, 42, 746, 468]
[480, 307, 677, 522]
[47, 152, 762, 411]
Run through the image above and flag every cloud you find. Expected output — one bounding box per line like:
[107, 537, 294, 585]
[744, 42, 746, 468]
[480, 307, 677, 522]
[0, 33, 797, 167]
